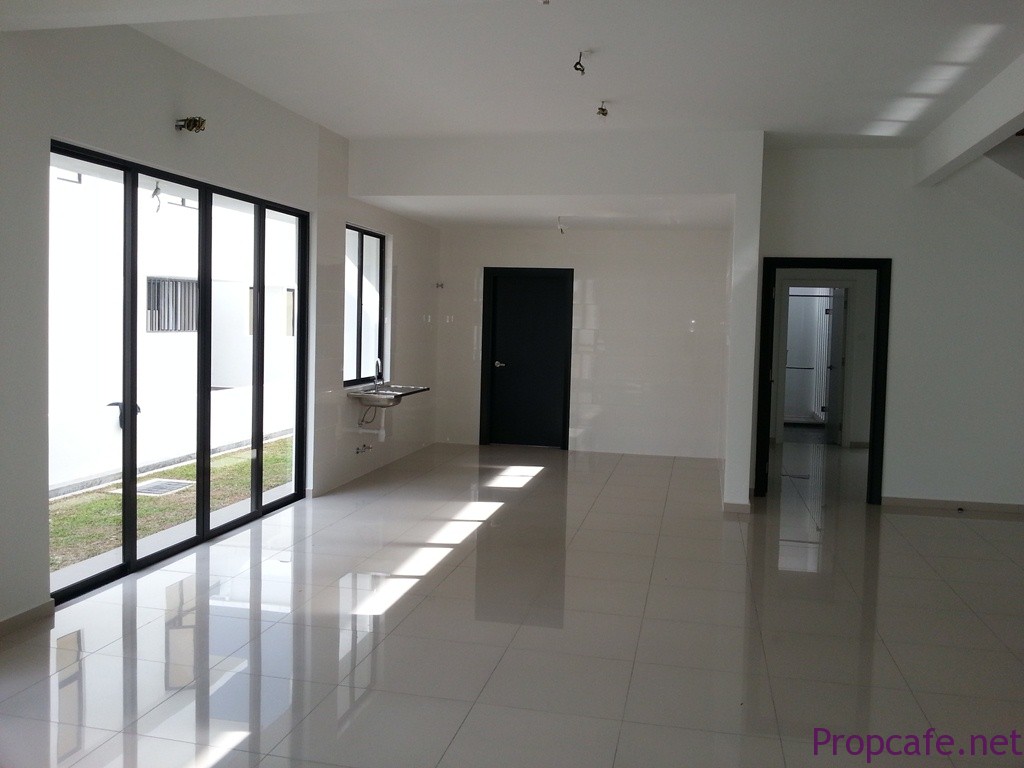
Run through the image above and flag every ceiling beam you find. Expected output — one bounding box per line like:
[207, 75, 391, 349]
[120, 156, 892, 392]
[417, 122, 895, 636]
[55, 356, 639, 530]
[0, 0, 333, 31]
[916, 52, 1024, 186]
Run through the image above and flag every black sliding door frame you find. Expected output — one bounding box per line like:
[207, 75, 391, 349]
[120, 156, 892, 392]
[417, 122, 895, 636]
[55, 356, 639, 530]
[124, 168, 141, 569]
[50, 141, 310, 603]
[196, 187, 214, 544]
[250, 208, 267, 517]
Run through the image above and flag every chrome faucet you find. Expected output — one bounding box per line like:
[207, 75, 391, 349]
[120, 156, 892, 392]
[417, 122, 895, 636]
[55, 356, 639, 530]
[374, 358, 383, 392]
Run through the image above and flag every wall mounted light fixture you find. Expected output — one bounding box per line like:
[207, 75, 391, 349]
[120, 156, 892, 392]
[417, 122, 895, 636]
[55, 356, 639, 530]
[175, 116, 207, 133]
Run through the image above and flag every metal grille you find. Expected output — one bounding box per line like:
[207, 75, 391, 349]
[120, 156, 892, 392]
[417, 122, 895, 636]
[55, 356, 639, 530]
[146, 277, 198, 332]
[135, 479, 193, 496]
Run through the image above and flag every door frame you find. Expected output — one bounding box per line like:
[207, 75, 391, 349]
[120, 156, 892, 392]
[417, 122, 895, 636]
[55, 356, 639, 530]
[754, 257, 891, 503]
[479, 267, 573, 450]
[824, 286, 848, 446]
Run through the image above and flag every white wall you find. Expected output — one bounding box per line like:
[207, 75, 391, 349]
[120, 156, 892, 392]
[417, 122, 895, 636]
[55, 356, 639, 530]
[351, 131, 761, 198]
[435, 228, 730, 458]
[0, 27, 440, 623]
[761, 148, 1024, 506]
[311, 129, 440, 495]
[350, 130, 765, 506]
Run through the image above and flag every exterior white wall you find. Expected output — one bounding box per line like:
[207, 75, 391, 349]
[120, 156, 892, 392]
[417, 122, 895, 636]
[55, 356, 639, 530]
[435, 228, 730, 458]
[761, 148, 1024, 505]
[0, 27, 439, 623]
[47, 164, 125, 489]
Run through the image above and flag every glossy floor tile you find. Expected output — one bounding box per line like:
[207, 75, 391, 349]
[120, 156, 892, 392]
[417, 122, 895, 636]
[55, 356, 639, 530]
[3, 440, 1024, 767]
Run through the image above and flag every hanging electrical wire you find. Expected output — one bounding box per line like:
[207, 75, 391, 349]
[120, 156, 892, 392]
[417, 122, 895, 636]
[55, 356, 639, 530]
[358, 406, 378, 427]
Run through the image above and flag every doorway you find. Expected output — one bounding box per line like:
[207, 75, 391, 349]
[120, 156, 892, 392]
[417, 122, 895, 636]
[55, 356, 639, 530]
[754, 258, 891, 503]
[782, 286, 847, 444]
[480, 268, 573, 449]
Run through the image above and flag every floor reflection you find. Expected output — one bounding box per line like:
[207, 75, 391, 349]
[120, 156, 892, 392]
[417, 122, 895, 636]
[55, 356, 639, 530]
[2, 440, 1023, 767]
[475, 449, 567, 627]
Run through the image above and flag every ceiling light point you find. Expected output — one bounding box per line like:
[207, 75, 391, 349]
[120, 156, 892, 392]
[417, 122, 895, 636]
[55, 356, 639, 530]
[175, 116, 206, 133]
[596, 100, 608, 118]
[574, 51, 587, 75]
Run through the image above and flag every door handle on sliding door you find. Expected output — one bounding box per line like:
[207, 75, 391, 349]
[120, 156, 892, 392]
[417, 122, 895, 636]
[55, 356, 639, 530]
[494, 360, 507, 368]
[107, 401, 141, 430]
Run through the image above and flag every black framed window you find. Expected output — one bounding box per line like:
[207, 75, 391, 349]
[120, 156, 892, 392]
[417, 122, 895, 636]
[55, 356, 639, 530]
[343, 225, 386, 385]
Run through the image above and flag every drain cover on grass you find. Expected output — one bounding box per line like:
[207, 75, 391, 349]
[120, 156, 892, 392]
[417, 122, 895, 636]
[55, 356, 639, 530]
[135, 479, 194, 496]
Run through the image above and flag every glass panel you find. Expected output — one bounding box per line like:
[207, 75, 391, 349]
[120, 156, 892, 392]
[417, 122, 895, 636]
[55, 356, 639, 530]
[264, 210, 299, 502]
[343, 228, 359, 381]
[209, 194, 255, 529]
[48, 154, 125, 591]
[360, 234, 381, 379]
[136, 174, 199, 559]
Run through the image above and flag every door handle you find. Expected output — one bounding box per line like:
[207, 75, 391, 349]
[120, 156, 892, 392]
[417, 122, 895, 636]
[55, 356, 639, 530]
[107, 401, 141, 430]
[494, 360, 507, 368]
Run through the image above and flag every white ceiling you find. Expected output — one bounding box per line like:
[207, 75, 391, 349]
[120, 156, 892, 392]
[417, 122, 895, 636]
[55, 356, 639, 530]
[6, 0, 1024, 228]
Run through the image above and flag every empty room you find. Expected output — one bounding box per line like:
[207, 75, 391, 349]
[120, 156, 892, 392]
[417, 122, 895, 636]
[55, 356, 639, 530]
[1, 3, 1023, 767]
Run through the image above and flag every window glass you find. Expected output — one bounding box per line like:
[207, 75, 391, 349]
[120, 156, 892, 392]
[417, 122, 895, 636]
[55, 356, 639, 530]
[344, 227, 385, 384]
[360, 235, 382, 379]
[344, 229, 359, 381]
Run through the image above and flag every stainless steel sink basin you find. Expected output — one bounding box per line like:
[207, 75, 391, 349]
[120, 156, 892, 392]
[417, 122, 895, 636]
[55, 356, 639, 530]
[347, 383, 429, 408]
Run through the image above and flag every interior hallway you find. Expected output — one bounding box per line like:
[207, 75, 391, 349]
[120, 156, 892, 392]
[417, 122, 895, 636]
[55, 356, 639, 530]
[1, 441, 1022, 767]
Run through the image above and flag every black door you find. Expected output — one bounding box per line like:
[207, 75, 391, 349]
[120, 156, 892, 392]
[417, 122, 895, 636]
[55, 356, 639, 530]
[481, 268, 573, 448]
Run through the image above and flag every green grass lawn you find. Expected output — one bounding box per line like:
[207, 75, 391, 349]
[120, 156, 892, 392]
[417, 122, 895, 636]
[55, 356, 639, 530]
[49, 436, 293, 572]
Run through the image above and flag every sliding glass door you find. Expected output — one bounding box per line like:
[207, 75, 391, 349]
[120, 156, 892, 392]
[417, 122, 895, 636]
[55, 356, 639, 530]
[263, 211, 301, 504]
[209, 194, 256, 530]
[136, 174, 201, 559]
[48, 156, 126, 591]
[48, 144, 308, 600]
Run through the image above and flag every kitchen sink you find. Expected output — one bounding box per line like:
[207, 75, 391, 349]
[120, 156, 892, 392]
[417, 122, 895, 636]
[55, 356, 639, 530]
[347, 383, 430, 408]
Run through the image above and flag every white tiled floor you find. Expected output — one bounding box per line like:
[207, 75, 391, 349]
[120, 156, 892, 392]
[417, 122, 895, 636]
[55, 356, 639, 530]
[2, 440, 1024, 767]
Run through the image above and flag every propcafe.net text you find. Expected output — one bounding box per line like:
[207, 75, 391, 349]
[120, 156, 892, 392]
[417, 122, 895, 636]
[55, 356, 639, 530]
[813, 727, 1023, 763]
